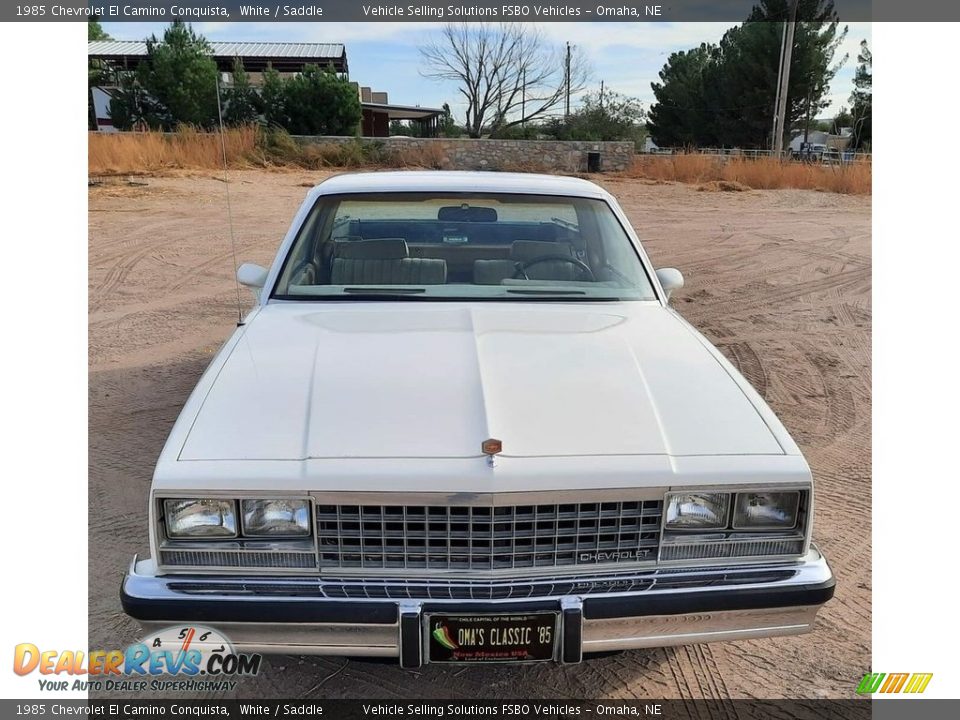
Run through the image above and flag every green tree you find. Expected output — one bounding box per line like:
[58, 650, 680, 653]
[849, 39, 871, 149]
[830, 106, 853, 134]
[88, 19, 109, 41]
[389, 119, 415, 136]
[222, 59, 263, 126]
[715, 1, 847, 148]
[108, 73, 161, 131]
[646, 44, 717, 147]
[545, 88, 646, 143]
[273, 64, 361, 136]
[646, 1, 847, 149]
[137, 21, 219, 129]
[88, 20, 111, 129]
[439, 103, 461, 137]
[260, 66, 287, 128]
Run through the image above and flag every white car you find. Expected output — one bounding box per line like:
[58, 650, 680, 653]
[122, 171, 834, 667]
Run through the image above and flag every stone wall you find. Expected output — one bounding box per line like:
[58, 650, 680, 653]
[292, 135, 635, 173]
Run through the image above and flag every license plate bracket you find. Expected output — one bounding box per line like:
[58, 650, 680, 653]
[424, 611, 559, 664]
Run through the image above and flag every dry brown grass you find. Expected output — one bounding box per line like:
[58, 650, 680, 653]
[697, 179, 751, 192]
[389, 142, 448, 169]
[90, 131, 871, 195]
[626, 154, 871, 195]
[88, 127, 258, 175]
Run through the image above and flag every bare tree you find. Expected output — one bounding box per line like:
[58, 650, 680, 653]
[420, 23, 590, 138]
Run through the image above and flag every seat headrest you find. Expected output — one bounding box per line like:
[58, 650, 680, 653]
[335, 238, 409, 259]
[510, 240, 574, 260]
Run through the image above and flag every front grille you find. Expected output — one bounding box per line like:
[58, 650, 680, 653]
[316, 500, 663, 572]
[160, 549, 316, 569]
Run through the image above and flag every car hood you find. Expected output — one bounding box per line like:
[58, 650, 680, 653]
[178, 303, 784, 461]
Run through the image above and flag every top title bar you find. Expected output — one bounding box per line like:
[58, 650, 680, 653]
[0, 1, 916, 24]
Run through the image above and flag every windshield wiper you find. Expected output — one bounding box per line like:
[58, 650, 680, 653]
[503, 288, 623, 301]
[505, 288, 587, 295]
[342, 287, 426, 295]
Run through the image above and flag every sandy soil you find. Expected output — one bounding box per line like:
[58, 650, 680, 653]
[89, 170, 871, 699]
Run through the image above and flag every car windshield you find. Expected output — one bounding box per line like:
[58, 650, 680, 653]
[272, 192, 657, 301]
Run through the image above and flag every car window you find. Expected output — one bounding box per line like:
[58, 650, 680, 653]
[273, 192, 657, 301]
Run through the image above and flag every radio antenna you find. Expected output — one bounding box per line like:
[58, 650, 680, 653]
[215, 71, 245, 327]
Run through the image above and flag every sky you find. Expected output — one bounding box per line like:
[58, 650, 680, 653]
[101, 21, 872, 122]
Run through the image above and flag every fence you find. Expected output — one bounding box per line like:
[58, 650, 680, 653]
[643, 147, 872, 163]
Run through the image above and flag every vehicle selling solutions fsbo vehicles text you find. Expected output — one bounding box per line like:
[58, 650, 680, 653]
[359, 6, 662, 19]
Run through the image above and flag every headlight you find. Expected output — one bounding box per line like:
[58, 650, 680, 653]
[664, 492, 730, 529]
[241, 499, 311, 537]
[164, 499, 237, 538]
[733, 491, 799, 529]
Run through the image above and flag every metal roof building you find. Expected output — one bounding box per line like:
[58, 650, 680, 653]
[88, 40, 348, 75]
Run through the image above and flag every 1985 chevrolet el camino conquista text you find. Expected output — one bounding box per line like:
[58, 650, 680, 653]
[121, 171, 835, 666]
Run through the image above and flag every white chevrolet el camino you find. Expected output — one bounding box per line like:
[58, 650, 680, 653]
[122, 171, 834, 667]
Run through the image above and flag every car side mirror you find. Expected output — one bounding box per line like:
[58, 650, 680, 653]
[656, 268, 684, 301]
[237, 263, 268, 301]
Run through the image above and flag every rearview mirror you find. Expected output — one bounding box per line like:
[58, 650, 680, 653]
[237, 263, 268, 301]
[655, 268, 684, 301]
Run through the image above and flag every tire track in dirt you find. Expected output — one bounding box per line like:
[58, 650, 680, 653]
[718, 341, 770, 398]
[90, 245, 155, 312]
[715, 267, 871, 316]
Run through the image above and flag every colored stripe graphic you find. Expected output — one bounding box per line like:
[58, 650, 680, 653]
[857, 673, 885, 694]
[857, 672, 932, 694]
[903, 674, 934, 694]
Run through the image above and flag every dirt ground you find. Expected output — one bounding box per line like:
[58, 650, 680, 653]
[89, 170, 871, 700]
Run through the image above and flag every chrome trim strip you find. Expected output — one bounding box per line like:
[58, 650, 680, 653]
[582, 605, 820, 651]
[125, 546, 831, 606]
[310, 489, 668, 506]
[136, 619, 398, 654]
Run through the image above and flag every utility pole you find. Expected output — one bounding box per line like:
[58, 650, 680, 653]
[771, 20, 787, 149]
[521, 67, 526, 127]
[565, 41, 571, 119]
[772, 0, 800, 156]
[600, 80, 605, 109]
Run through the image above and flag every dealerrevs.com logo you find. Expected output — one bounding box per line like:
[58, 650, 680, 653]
[13, 625, 261, 692]
[857, 672, 933, 694]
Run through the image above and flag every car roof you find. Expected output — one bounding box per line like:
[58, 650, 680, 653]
[310, 170, 611, 199]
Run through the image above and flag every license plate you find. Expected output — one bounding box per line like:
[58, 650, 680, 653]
[425, 612, 559, 663]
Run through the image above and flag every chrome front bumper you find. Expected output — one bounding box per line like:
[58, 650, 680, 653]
[121, 547, 835, 667]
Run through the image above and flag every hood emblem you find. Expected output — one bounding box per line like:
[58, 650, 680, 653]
[481, 438, 502, 456]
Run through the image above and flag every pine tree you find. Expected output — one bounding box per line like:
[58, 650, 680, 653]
[222, 59, 263, 126]
[137, 21, 219, 129]
[646, 1, 848, 149]
[849, 40, 872, 150]
[647, 44, 717, 147]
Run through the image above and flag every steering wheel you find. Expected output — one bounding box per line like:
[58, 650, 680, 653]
[513, 254, 596, 282]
